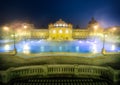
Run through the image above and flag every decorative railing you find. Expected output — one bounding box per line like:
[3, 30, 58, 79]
[0, 64, 119, 84]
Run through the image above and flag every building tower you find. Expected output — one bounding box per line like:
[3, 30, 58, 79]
[87, 17, 103, 36]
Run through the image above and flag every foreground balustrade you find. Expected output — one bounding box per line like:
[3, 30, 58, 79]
[0, 64, 119, 84]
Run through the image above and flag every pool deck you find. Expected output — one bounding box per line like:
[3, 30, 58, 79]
[0, 50, 119, 58]
[0, 52, 120, 70]
[16, 52, 103, 58]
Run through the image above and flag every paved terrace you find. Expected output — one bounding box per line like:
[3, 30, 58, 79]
[0, 52, 120, 70]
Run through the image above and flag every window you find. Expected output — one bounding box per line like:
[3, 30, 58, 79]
[59, 30, 62, 33]
[53, 30, 56, 34]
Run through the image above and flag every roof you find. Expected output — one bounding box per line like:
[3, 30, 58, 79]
[55, 19, 67, 25]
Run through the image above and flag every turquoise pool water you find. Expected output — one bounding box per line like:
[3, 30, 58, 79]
[0, 39, 120, 53]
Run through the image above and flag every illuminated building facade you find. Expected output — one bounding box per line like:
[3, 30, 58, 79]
[31, 29, 48, 39]
[2, 18, 120, 41]
[72, 29, 89, 39]
[29, 19, 91, 40]
[48, 19, 73, 40]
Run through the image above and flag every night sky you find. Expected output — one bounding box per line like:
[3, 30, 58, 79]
[0, 0, 120, 28]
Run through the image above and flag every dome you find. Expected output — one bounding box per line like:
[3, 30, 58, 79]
[54, 19, 68, 27]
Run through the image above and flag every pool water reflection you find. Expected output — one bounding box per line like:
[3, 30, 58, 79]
[0, 39, 120, 53]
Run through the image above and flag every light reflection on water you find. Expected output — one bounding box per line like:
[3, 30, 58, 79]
[0, 39, 120, 53]
[4, 44, 10, 50]
[23, 44, 30, 54]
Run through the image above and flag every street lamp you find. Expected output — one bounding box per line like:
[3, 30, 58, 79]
[12, 27, 17, 55]
[23, 25, 27, 41]
[3, 26, 17, 55]
[101, 33, 107, 54]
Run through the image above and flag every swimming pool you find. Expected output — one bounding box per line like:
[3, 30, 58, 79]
[0, 39, 120, 53]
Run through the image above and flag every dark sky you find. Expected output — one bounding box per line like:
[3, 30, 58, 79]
[0, 0, 120, 28]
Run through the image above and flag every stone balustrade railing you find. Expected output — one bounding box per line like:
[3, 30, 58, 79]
[0, 64, 119, 84]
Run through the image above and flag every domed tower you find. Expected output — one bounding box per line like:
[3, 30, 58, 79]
[88, 17, 99, 30]
[48, 19, 73, 40]
[87, 17, 103, 36]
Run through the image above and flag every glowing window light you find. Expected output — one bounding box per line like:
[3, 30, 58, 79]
[53, 30, 56, 34]
[59, 24, 62, 26]
[65, 24, 68, 27]
[23, 44, 30, 54]
[54, 24, 58, 27]
[56, 24, 58, 27]
[59, 30, 62, 33]
[63, 24, 65, 27]
[66, 30, 69, 33]
[111, 45, 115, 50]
[4, 44, 10, 50]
